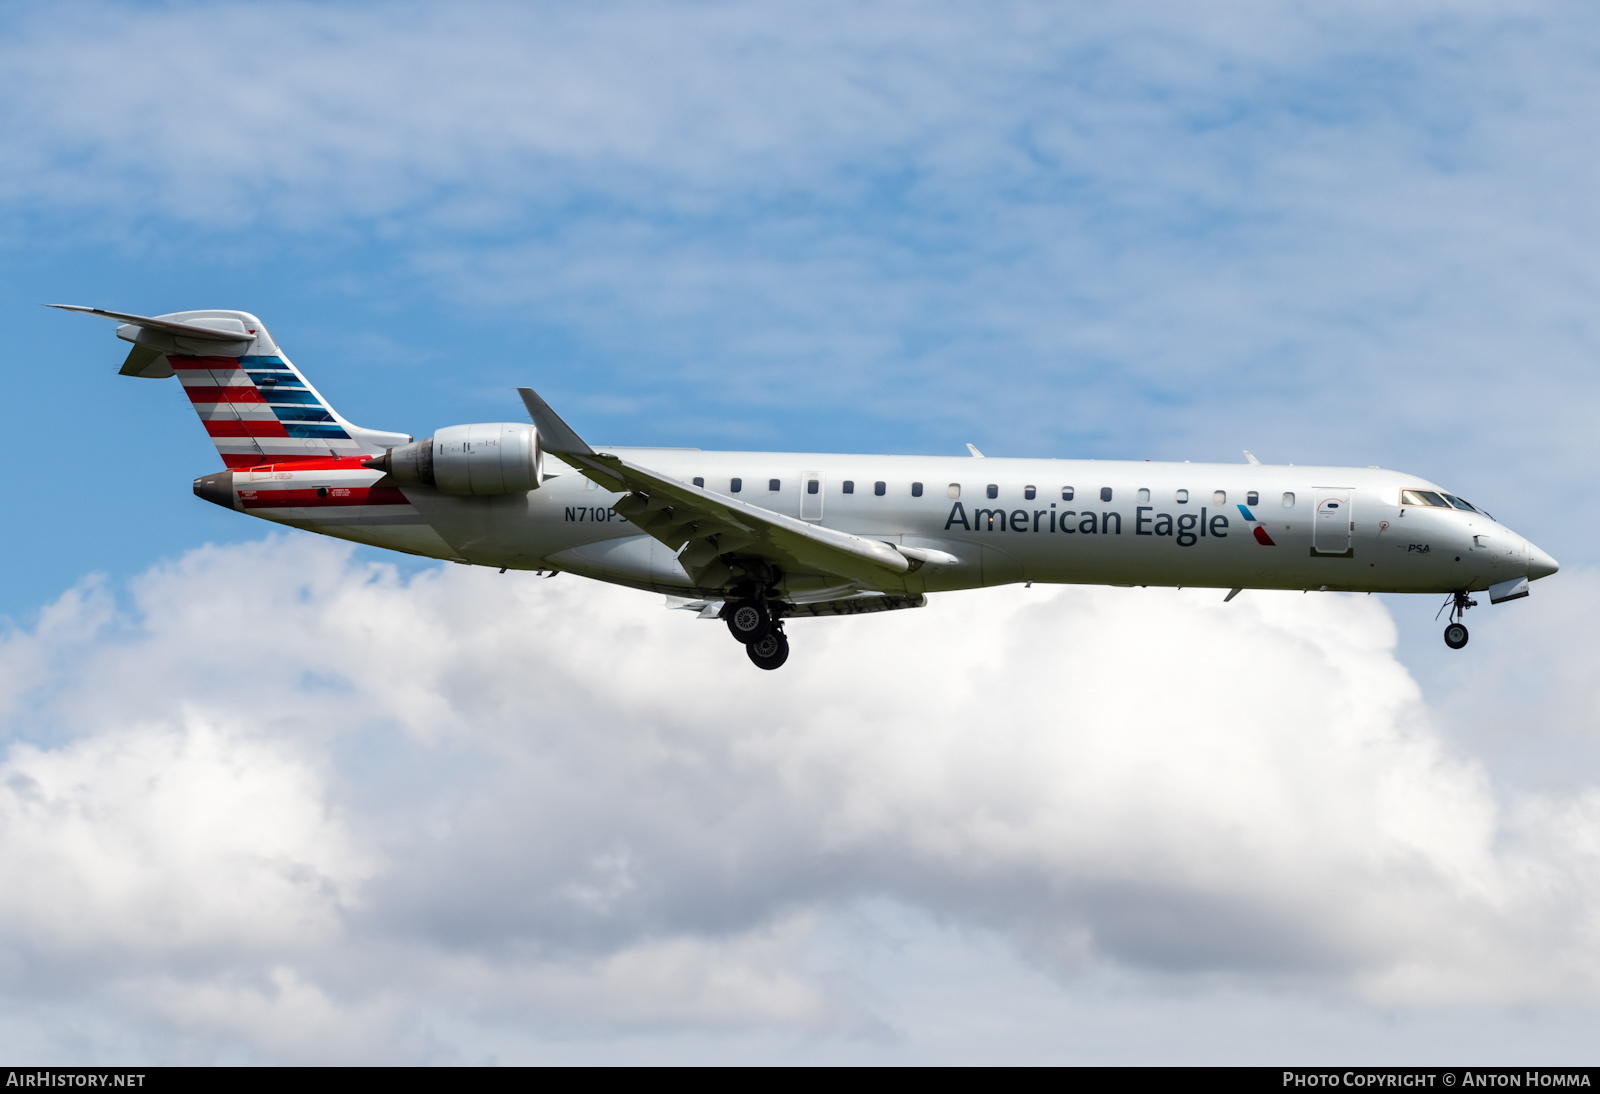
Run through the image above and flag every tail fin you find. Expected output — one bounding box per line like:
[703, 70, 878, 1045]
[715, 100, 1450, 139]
[54, 306, 410, 468]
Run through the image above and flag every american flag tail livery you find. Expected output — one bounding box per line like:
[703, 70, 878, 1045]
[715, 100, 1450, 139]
[51, 305, 410, 468]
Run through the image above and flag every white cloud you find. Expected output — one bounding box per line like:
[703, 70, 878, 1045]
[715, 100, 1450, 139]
[1, 534, 1597, 1060]
[0, 718, 369, 956]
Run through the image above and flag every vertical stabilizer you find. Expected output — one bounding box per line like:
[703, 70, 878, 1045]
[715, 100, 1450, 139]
[54, 306, 410, 468]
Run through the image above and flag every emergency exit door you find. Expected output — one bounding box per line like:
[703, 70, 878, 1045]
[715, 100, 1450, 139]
[801, 471, 824, 522]
[1312, 489, 1353, 555]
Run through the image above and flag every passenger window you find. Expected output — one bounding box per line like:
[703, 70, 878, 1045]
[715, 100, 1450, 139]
[911, 482, 924, 497]
[1213, 490, 1226, 506]
[1282, 491, 1294, 507]
[769, 479, 780, 492]
[807, 479, 819, 495]
[693, 477, 704, 488]
[1062, 486, 1074, 501]
[1137, 488, 1150, 503]
[842, 480, 854, 494]
[1100, 487, 1113, 502]
[1247, 491, 1259, 506]
[874, 481, 886, 496]
[731, 478, 742, 493]
[986, 484, 998, 499]
[1024, 485, 1037, 500]
[947, 483, 961, 498]
[1175, 489, 1188, 503]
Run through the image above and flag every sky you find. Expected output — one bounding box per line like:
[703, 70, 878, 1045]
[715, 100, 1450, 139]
[1, 0, 1599, 1064]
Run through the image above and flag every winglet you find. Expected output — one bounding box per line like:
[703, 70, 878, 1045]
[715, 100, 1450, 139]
[1243, 450, 1261, 465]
[966, 443, 985, 458]
[518, 388, 596, 456]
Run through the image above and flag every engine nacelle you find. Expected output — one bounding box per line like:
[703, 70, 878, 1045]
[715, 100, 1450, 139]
[367, 422, 543, 496]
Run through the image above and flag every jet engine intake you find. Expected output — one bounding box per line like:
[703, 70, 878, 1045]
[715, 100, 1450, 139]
[367, 422, 543, 496]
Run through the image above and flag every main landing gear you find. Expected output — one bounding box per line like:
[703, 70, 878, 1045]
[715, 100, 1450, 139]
[746, 627, 790, 670]
[724, 596, 790, 670]
[1438, 590, 1477, 650]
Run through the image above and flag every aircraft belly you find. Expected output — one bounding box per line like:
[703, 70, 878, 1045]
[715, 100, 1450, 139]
[399, 481, 635, 570]
[544, 535, 695, 591]
[262, 510, 459, 558]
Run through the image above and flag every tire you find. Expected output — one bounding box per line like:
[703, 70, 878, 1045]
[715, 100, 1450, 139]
[1444, 622, 1469, 650]
[746, 628, 789, 670]
[725, 598, 772, 645]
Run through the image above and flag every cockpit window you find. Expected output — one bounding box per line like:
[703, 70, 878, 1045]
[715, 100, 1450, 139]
[1401, 489, 1450, 508]
[1441, 493, 1476, 512]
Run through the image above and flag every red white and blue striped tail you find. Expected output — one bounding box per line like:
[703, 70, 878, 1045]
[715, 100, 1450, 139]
[53, 306, 411, 468]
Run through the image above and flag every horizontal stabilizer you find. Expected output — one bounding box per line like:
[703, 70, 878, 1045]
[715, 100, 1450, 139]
[49, 304, 256, 343]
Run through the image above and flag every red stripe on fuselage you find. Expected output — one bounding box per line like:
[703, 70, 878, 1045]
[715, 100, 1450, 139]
[204, 419, 290, 438]
[240, 486, 411, 509]
[186, 385, 265, 404]
[245, 456, 384, 472]
[222, 453, 337, 469]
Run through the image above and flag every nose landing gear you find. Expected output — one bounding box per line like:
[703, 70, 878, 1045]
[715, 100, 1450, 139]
[1438, 590, 1477, 649]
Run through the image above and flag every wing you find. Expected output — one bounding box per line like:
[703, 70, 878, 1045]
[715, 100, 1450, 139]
[518, 388, 911, 591]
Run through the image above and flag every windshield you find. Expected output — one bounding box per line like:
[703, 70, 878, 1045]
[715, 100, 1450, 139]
[1401, 488, 1494, 521]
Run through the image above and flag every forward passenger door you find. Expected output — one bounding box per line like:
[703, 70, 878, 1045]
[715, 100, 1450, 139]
[1312, 488, 1354, 555]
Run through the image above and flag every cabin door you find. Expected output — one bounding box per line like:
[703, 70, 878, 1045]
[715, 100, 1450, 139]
[1312, 489, 1354, 555]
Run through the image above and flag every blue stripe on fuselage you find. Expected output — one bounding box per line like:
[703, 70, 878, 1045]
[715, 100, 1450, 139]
[272, 406, 335, 422]
[284, 423, 350, 438]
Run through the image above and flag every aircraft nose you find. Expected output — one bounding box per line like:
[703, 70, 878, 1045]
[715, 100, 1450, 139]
[1528, 541, 1560, 580]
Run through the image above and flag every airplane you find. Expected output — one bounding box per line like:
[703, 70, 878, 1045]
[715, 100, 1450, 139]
[55, 305, 1560, 670]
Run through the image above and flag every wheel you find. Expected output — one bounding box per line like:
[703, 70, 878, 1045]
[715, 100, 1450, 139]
[1444, 622, 1469, 649]
[725, 598, 772, 645]
[746, 628, 789, 670]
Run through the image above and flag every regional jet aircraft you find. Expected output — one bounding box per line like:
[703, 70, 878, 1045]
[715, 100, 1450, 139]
[56, 306, 1560, 669]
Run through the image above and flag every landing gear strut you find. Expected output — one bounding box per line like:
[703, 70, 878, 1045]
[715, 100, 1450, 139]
[1438, 590, 1477, 650]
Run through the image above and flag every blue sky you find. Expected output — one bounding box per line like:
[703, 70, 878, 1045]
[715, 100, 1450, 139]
[3, 0, 1600, 1063]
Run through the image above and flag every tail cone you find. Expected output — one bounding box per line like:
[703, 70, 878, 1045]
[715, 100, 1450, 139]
[193, 470, 237, 510]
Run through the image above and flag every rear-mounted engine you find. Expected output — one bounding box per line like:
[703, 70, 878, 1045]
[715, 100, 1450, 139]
[365, 422, 544, 496]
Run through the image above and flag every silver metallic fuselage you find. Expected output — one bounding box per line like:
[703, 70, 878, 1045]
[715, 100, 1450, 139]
[245, 450, 1557, 602]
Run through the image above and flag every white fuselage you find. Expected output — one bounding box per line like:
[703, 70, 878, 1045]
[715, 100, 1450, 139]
[238, 450, 1552, 603]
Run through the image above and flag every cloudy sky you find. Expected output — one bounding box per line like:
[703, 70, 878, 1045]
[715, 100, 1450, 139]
[2, 0, 1599, 1063]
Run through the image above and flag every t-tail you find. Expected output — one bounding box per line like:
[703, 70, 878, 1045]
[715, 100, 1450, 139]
[52, 305, 410, 467]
